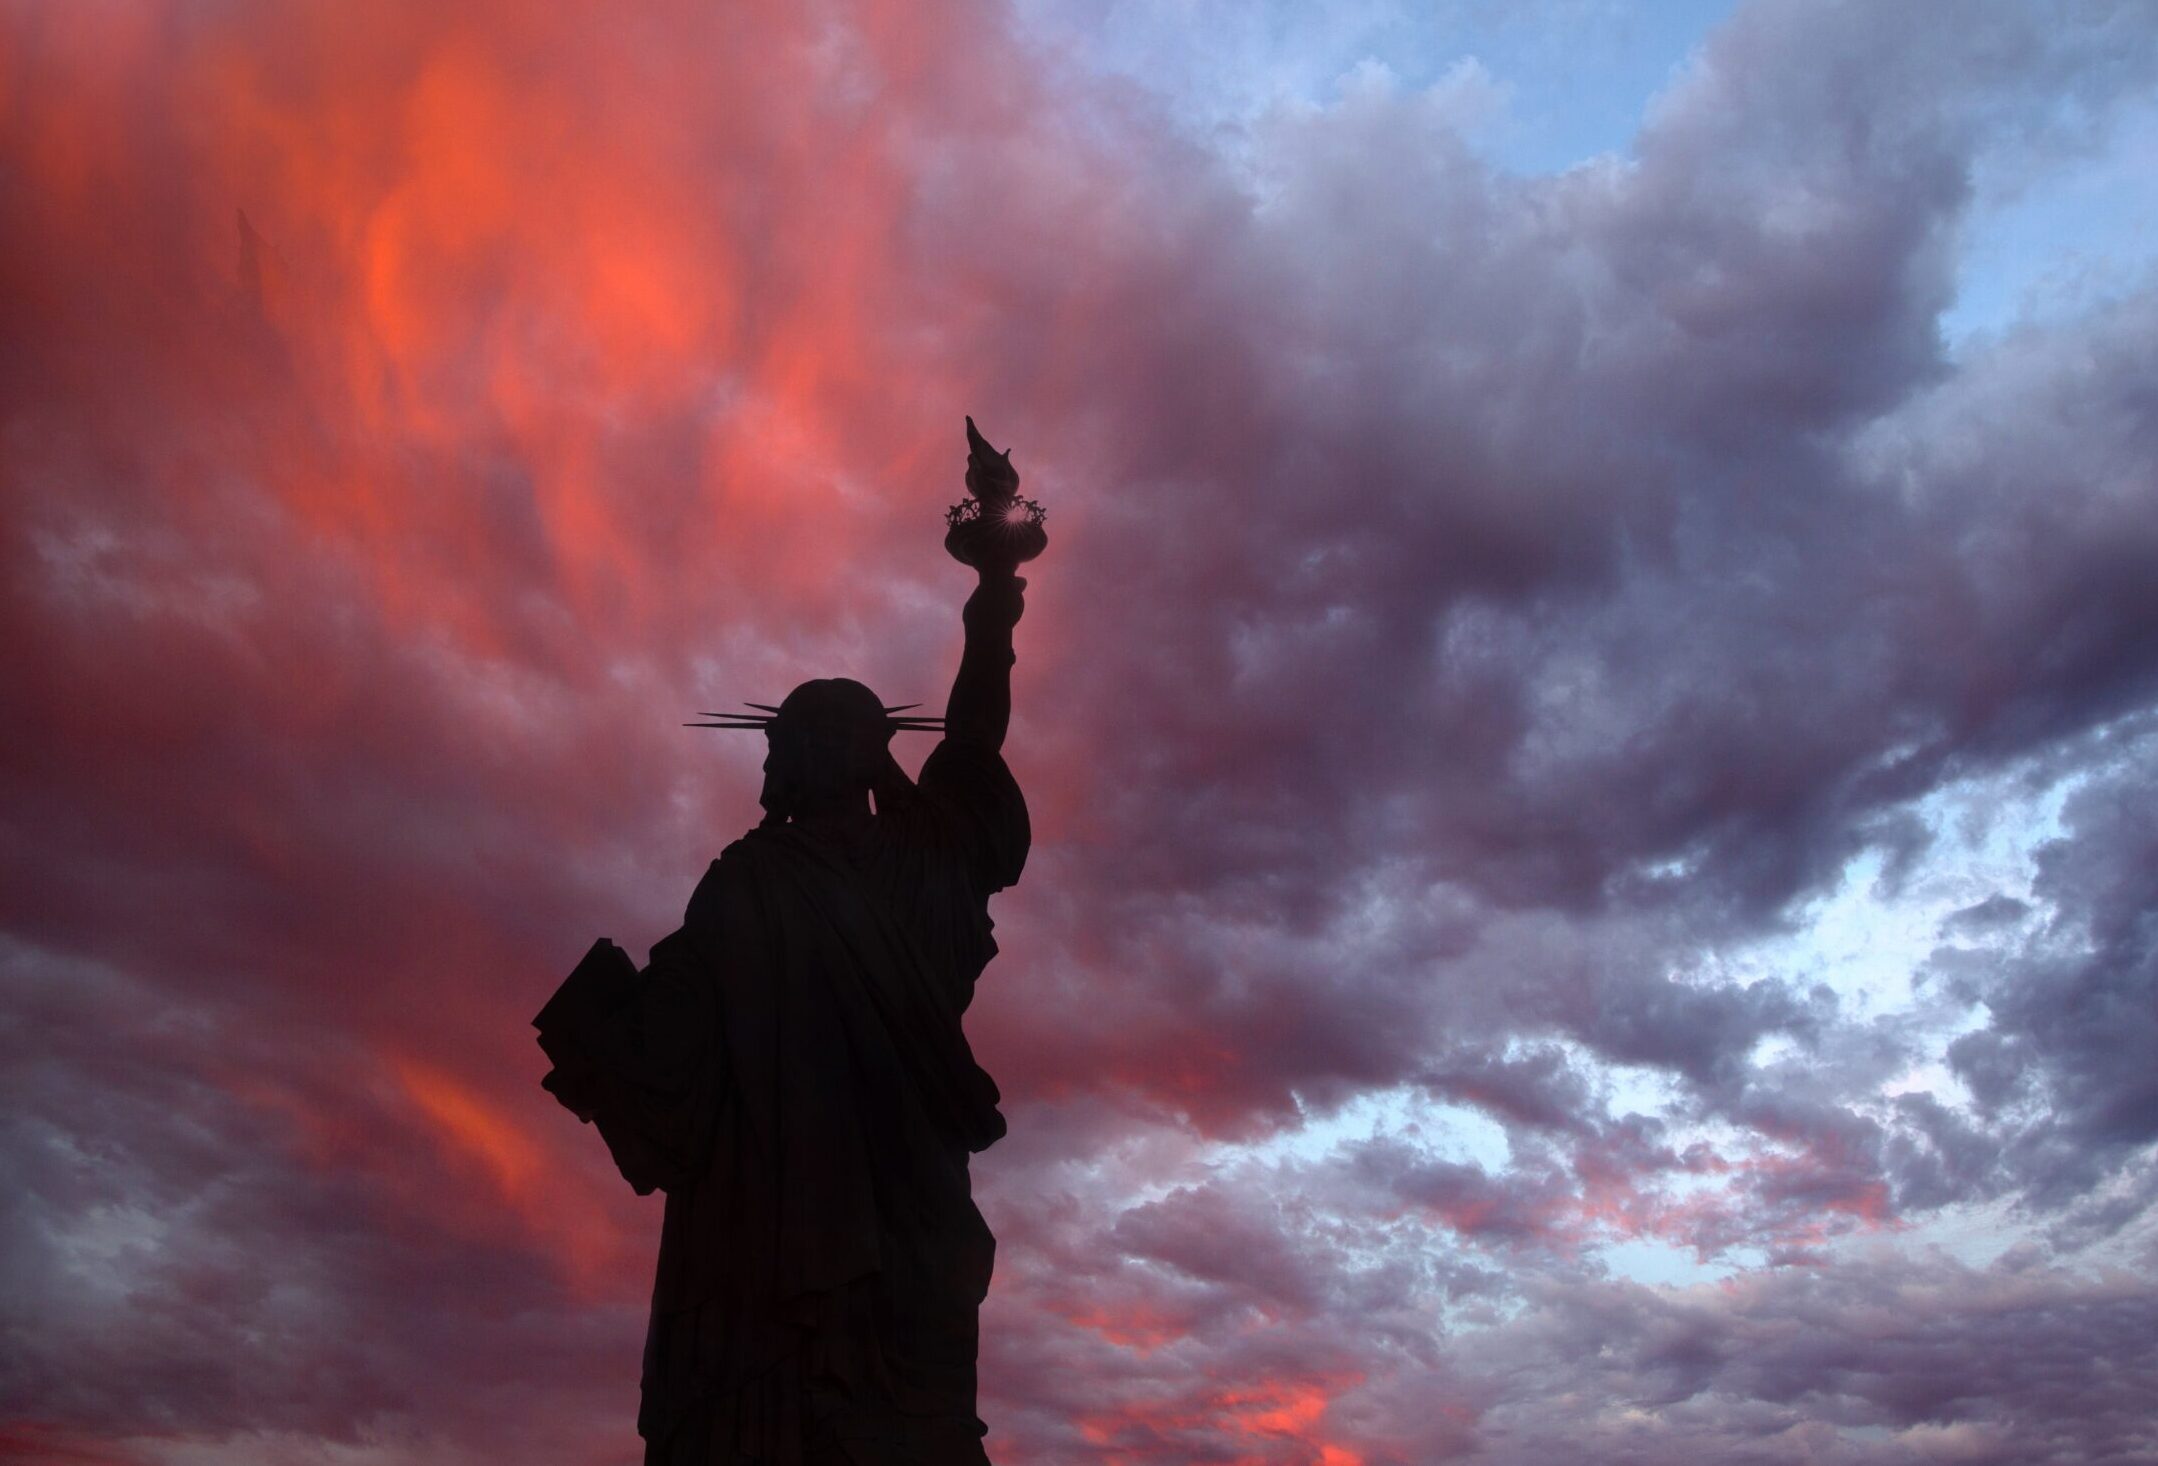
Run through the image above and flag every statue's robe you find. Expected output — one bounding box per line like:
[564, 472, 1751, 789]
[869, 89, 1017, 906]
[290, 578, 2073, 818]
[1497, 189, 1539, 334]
[537, 739, 1027, 1465]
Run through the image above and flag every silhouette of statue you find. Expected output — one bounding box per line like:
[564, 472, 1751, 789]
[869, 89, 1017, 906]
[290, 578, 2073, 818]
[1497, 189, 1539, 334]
[536, 419, 1043, 1465]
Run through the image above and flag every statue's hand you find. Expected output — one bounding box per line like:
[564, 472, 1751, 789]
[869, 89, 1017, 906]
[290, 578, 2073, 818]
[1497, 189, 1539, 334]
[964, 415, 1020, 504]
[963, 574, 1026, 636]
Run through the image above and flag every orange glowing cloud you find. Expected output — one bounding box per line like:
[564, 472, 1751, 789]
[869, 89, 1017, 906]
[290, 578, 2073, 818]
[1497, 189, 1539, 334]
[1073, 1371, 1371, 1466]
[395, 1054, 542, 1199]
[1058, 1299, 1191, 1353]
[393, 1054, 638, 1294]
[8, 0, 1057, 660]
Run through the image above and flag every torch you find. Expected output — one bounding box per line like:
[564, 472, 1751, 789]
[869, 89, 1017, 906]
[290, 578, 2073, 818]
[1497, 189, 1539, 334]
[945, 416, 1046, 576]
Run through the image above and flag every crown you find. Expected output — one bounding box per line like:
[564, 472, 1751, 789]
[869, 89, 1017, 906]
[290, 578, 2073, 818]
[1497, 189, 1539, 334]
[685, 702, 945, 733]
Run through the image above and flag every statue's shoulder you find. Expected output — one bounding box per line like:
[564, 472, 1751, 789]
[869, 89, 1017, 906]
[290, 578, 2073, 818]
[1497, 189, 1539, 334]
[684, 832, 776, 929]
[717, 831, 766, 865]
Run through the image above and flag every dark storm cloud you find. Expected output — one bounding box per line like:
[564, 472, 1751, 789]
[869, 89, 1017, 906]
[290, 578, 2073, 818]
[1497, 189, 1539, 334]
[5, 0, 2158, 1462]
[967, 0, 2158, 1211]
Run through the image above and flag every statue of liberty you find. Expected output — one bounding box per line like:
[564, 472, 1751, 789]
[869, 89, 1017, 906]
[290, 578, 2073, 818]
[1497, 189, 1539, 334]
[536, 420, 1044, 1464]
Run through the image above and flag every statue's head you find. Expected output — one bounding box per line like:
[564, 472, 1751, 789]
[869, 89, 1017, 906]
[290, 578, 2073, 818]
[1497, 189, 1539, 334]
[759, 678, 894, 819]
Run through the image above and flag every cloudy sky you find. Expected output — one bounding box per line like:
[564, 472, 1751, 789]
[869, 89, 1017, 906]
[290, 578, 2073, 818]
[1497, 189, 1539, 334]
[5, 1, 2158, 1462]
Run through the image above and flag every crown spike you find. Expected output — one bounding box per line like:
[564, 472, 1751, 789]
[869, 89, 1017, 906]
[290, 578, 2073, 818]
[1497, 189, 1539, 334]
[689, 697, 939, 731]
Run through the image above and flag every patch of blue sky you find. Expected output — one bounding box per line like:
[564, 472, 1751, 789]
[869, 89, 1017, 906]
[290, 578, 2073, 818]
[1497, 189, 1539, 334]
[1599, 1235, 1758, 1287]
[1944, 92, 2158, 347]
[1234, 1081, 1514, 1172]
[1719, 763, 2073, 1038]
[1826, 1198, 2032, 1272]
[1545, 1037, 1680, 1120]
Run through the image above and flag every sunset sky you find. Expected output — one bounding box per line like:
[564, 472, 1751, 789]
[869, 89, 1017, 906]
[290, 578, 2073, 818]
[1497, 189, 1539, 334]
[5, 2, 2158, 1462]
